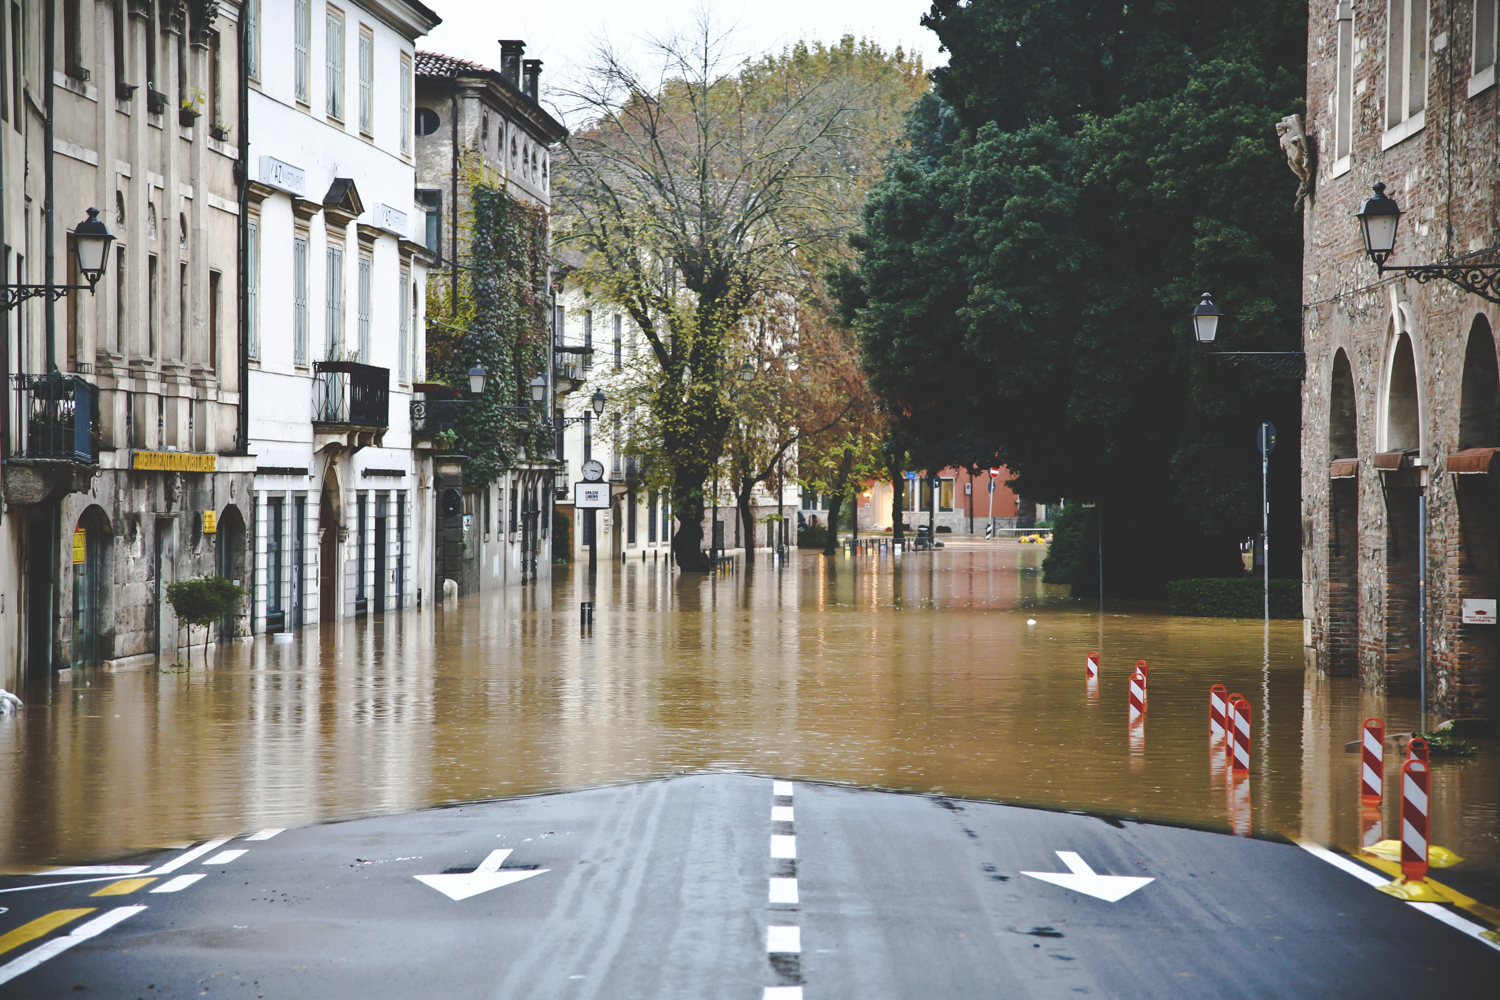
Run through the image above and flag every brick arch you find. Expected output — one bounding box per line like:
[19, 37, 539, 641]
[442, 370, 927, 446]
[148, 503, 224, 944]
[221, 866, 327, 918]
[1330, 348, 1357, 459]
[1458, 315, 1499, 449]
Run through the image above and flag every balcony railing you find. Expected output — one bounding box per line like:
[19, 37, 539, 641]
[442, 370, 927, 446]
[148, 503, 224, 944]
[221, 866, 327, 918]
[11, 373, 98, 463]
[313, 362, 389, 428]
[410, 397, 458, 437]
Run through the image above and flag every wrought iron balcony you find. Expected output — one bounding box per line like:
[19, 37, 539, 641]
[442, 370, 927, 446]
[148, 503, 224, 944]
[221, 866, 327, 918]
[313, 361, 389, 429]
[410, 397, 459, 437]
[11, 373, 99, 463]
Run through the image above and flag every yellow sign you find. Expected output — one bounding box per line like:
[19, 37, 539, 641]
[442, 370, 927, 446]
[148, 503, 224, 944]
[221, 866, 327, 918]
[202, 510, 217, 534]
[72, 528, 86, 564]
[131, 451, 217, 473]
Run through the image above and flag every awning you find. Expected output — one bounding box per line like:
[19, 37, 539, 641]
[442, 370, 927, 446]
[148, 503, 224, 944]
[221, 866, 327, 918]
[1373, 451, 1409, 472]
[1446, 447, 1500, 474]
[1329, 459, 1358, 479]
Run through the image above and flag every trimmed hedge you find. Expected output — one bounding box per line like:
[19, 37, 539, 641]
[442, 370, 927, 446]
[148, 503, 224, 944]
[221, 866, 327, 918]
[798, 526, 829, 549]
[1167, 578, 1300, 619]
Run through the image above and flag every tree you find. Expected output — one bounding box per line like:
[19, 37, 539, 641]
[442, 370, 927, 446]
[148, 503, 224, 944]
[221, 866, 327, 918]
[164, 576, 245, 671]
[555, 20, 922, 571]
[843, 0, 1307, 593]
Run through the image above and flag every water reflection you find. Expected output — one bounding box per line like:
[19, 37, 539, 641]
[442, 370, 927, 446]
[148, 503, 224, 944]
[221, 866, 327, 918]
[0, 541, 1495, 888]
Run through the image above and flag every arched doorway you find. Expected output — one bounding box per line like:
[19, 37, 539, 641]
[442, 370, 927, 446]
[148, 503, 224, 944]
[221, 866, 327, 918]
[216, 505, 247, 641]
[1326, 349, 1359, 676]
[319, 469, 343, 622]
[71, 506, 112, 669]
[1451, 316, 1500, 704]
[1382, 327, 1422, 691]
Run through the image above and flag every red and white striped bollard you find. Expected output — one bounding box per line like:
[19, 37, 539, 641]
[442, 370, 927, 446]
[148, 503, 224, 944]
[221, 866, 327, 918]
[1400, 757, 1429, 884]
[1407, 736, 1428, 764]
[1230, 695, 1251, 775]
[1128, 668, 1146, 720]
[1086, 651, 1099, 679]
[1360, 717, 1384, 806]
[1135, 660, 1148, 707]
[1209, 684, 1227, 738]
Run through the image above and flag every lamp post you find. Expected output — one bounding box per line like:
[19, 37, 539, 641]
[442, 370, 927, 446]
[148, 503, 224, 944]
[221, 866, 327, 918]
[1354, 181, 1500, 302]
[1189, 292, 1305, 380]
[5, 208, 115, 312]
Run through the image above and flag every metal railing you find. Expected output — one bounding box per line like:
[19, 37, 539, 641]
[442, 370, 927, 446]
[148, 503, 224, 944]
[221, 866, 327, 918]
[313, 361, 389, 428]
[11, 373, 99, 463]
[409, 397, 458, 436]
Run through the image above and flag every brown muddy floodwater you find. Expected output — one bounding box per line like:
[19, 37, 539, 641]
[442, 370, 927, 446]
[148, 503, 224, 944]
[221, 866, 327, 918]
[1, 540, 1496, 889]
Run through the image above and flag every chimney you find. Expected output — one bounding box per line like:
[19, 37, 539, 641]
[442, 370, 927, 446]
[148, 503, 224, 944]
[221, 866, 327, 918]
[522, 59, 542, 101]
[499, 40, 525, 84]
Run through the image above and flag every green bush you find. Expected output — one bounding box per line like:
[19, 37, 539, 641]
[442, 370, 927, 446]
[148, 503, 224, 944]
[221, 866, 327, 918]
[164, 575, 246, 669]
[798, 526, 829, 549]
[1167, 578, 1300, 619]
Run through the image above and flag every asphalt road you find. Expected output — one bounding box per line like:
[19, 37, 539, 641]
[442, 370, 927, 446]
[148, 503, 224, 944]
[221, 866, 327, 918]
[0, 773, 1496, 999]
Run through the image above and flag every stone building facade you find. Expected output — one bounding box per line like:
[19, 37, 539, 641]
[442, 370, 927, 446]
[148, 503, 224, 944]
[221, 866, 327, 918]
[1301, 0, 1500, 717]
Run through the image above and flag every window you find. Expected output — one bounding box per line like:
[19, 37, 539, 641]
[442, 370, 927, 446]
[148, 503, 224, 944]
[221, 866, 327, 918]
[484, 486, 491, 537]
[939, 478, 954, 512]
[358, 26, 373, 135]
[357, 254, 371, 360]
[398, 267, 409, 381]
[416, 189, 441, 254]
[612, 414, 621, 475]
[583, 411, 591, 460]
[179, 262, 188, 359]
[554, 304, 565, 345]
[247, 220, 259, 359]
[208, 30, 222, 129]
[326, 245, 344, 358]
[627, 488, 637, 544]
[648, 491, 657, 542]
[410, 281, 419, 379]
[294, 0, 309, 102]
[112, 0, 128, 100]
[266, 497, 285, 630]
[209, 270, 221, 370]
[326, 7, 345, 120]
[613, 315, 622, 369]
[246, 0, 259, 80]
[400, 53, 413, 154]
[355, 492, 367, 614]
[63, 0, 85, 80]
[1334, 1, 1354, 166]
[10, 3, 19, 132]
[147, 254, 159, 356]
[1474, 1, 1499, 95]
[1385, 0, 1428, 136]
[662, 498, 670, 542]
[509, 483, 518, 533]
[414, 107, 440, 136]
[65, 236, 78, 370]
[293, 235, 308, 365]
[115, 248, 126, 354]
[583, 310, 593, 369]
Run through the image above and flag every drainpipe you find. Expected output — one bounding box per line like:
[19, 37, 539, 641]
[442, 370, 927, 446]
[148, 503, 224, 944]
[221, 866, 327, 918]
[449, 69, 458, 317]
[236, 8, 250, 452]
[44, 0, 55, 372]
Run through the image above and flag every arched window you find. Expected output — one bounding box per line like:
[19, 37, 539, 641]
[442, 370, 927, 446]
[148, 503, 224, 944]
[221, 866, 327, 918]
[1330, 349, 1356, 459]
[1459, 315, 1499, 449]
[1385, 331, 1419, 453]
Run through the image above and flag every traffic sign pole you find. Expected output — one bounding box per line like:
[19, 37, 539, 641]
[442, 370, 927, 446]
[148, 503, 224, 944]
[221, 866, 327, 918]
[1258, 423, 1276, 632]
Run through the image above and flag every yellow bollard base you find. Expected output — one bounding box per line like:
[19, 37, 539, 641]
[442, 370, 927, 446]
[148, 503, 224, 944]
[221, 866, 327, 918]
[1363, 840, 1464, 867]
[1375, 877, 1450, 902]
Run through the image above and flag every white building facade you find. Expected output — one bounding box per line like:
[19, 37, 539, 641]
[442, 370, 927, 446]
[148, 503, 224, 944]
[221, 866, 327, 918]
[244, 0, 439, 632]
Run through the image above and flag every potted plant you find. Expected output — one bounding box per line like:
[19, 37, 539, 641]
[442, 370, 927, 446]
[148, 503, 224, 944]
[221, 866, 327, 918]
[179, 87, 205, 128]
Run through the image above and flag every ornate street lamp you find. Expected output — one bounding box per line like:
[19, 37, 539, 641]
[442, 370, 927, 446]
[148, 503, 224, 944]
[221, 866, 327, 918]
[469, 364, 488, 396]
[1355, 182, 1500, 302]
[4, 208, 115, 309]
[1191, 293, 1221, 346]
[1188, 293, 1304, 380]
[529, 373, 547, 403]
[591, 389, 607, 416]
[739, 359, 756, 381]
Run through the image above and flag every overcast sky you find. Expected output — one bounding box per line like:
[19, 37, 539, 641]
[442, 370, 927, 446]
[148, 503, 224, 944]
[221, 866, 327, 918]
[421, 0, 945, 118]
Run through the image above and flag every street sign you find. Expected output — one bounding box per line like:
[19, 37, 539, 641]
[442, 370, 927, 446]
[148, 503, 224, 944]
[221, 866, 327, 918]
[1257, 422, 1277, 458]
[1463, 599, 1496, 624]
[904, 471, 917, 480]
[987, 480, 995, 494]
[964, 482, 971, 495]
[202, 510, 217, 534]
[989, 467, 1000, 478]
[575, 482, 610, 509]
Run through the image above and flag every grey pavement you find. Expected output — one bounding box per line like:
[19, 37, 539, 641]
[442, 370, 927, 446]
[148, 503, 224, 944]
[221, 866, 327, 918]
[0, 773, 1496, 999]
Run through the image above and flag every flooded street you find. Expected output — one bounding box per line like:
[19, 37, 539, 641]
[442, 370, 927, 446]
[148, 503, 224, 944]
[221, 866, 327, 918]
[2, 540, 1496, 891]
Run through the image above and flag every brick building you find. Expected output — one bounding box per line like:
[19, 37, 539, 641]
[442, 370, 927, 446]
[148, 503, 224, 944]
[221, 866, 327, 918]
[1302, 0, 1500, 716]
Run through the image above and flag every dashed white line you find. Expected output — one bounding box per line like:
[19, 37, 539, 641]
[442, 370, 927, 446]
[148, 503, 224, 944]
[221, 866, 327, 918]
[764, 988, 803, 1000]
[0, 906, 147, 986]
[773, 781, 794, 797]
[771, 806, 794, 822]
[202, 850, 248, 866]
[245, 829, 284, 841]
[147, 839, 232, 875]
[769, 878, 799, 904]
[770, 836, 797, 859]
[151, 874, 206, 893]
[767, 925, 801, 953]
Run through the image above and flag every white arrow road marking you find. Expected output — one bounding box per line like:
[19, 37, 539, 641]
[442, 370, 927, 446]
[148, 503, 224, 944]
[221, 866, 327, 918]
[1020, 851, 1154, 902]
[413, 849, 549, 902]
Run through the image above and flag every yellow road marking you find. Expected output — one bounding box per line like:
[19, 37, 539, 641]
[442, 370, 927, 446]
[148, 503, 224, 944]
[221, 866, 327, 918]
[1357, 854, 1500, 927]
[91, 878, 157, 896]
[0, 909, 96, 957]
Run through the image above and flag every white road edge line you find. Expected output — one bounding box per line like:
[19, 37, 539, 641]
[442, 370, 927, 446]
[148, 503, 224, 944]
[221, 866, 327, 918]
[34, 865, 150, 876]
[769, 878, 799, 904]
[773, 781, 794, 797]
[767, 925, 801, 953]
[151, 874, 206, 893]
[764, 989, 803, 1000]
[0, 906, 147, 986]
[201, 850, 248, 866]
[147, 839, 232, 875]
[0, 876, 133, 895]
[770, 836, 796, 859]
[771, 806, 794, 822]
[245, 829, 284, 841]
[1297, 840, 1500, 953]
